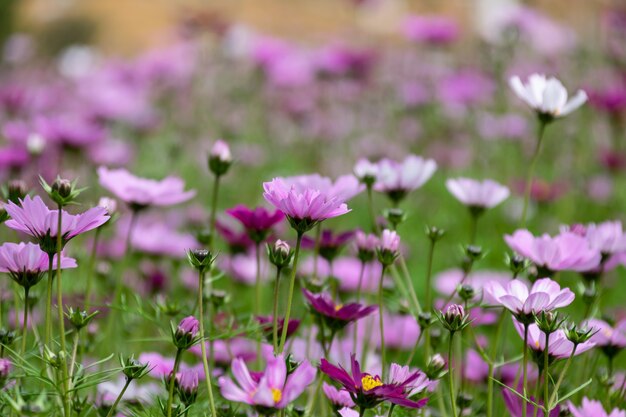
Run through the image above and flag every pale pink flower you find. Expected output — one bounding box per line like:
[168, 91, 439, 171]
[446, 178, 510, 209]
[509, 74, 587, 118]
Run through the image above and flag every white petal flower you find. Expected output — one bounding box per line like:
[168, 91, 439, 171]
[509, 74, 587, 118]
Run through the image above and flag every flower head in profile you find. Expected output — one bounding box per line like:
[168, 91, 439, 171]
[256, 316, 300, 343]
[97, 166, 196, 210]
[355, 230, 379, 262]
[512, 320, 595, 362]
[505, 229, 601, 274]
[226, 205, 284, 243]
[208, 139, 232, 176]
[445, 177, 510, 213]
[484, 278, 574, 323]
[320, 354, 428, 410]
[579, 221, 626, 257]
[509, 74, 587, 121]
[323, 382, 355, 409]
[0, 242, 77, 288]
[5, 195, 110, 254]
[376, 229, 400, 266]
[303, 289, 377, 330]
[583, 319, 626, 357]
[353, 159, 379, 186]
[219, 354, 316, 413]
[568, 397, 625, 417]
[263, 178, 350, 233]
[302, 229, 354, 262]
[374, 155, 437, 203]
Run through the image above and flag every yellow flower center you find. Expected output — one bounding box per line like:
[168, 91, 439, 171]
[272, 388, 282, 403]
[361, 375, 383, 391]
[534, 340, 540, 348]
[335, 304, 344, 312]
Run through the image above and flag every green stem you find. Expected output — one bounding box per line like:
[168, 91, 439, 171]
[45, 255, 53, 347]
[56, 205, 70, 417]
[487, 311, 507, 417]
[425, 239, 436, 313]
[166, 349, 183, 417]
[522, 324, 529, 417]
[255, 242, 262, 367]
[543, 332, 550, 415]
[208, 174, 221, 250]
[387, 404, 396, 417]
[366, 185, 379, 234]
[20, 286, 29, 356]
[198, 270, 218, 417]
[84, 227, 101, 310]
[312, 224, 322, 280]
[68, 330, 80, 383]
[469, 213, 479, 245]
[278, 232, 303, 354]
[272, 266, 283, 354]
[521, 121, 547, 227]
[448, 332, 458, 417]
[378, 265, 387, 381]
[548, 345, 576, 410]
[104, 377, 132, 417]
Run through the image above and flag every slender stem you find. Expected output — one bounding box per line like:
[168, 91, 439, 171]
[104, 377, 132, 417]
[255, 242, 262, 367]
[56, 205, 70, 417]
[543, 332, 550, 415]
[359, 407, 365, 417]
[425, 239, 436, 313]
[84, 227, 101, 310]
[198, 270, 218, 417]
[405, 329, 424, 366]
[166, 348, 183, 417]
[398, 255, 422, 314]
[208, 175, 221, 250]
[548, 345, 577, 410]
[448, 332, 458, 417]
[353, 261, 366, 353]
[69, 330, 80, 382]
[272, 267, 283, 354]
[521, 121, 547, 227]
[487, 311, 507, 417]
[366, 185, 379, 234]
[278, 232, 303, 354]
[469, 213, 478, 245]
[387, 404, 396, 417]
[522, 324, 529, 417]
[20, 287, 29, 356]
[312, 224, 322, 280]
[378, 265, 387, 380]
[45, 255, 54, 347]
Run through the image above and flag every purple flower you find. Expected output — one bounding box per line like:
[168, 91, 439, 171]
[5, 195, 109, 254]
[226, 204, 284, 243]
[282, 174, 364, 202]
[374, 155, 437, 203]
[262, 178, 350, 233]
[98, 166, 196, 209]
[0, 358, 11, 381]
[320, 354, 428, 410]
[256, 316, 300, 342]
[323, 381, 355, 408]
[512, 320, 595, 360]
[503, 389, 560, 417]
[176, 316, 199, 338]
[509, 74, 587, 119]
[583, 319, 626, 349]
[505, 229, 601, 273]
[303, 289, 377, 329]
[402, 15, 459, 45]
[568, 398, 625, 417]
[484, 278, 574, 319]
[445, 178, 510, 210]
[0, 242, 77, 288]
[219, 354, 316, 411]
[302, 229, 354, 261]
[582, 221, 626, 256]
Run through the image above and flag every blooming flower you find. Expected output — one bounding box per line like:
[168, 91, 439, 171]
[484, 278, 574, 320]
[0, 242, 77, 288]
[568, 397, 626, 417]
[583, 319, 626, 350]
[226, 205, 284, 243]
[353, 159, 379, 185]
[323, 382, 355, 408]
[505, 229, 601, 273]
[512, 320, 595, 361]
[503, 389, 560, 417]
[320, 354, 428, 410]
[5, 195, 109, 254]
[509, 74, 587, 119]
[256, 316, 300, 342]
[374, 155, 437, 203]
[302, 229, 354, 261]
[219, 354, 316, 411]
[263, 178, 350, 233]
[302, 289, 377, 330]
[97, 166, 196, 209]
[445, 178, 510, 210]
[283, 174, 364, 202]
[581, 221, 626, 256]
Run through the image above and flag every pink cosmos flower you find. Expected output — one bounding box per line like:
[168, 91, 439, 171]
[509, 74, 587, 119]
[583, 319, 626, 349]
[582, 221, 626, 256]
[323, 382, 355, 408]
[0, 242, 77, 286]
[5, 195, 109, 253]
[282, 174, 364, 202]
[504, 229, 601, 273]
[97, 166, 196, 209]
[353, 159, 379, 183]
[569, 398, 626, 417]
[512, 320, 595, 360]
[303, 289, 377, 327]
[483, 278, 574, 318]
[262, 178, 350, 233]
[219, 354, 316, 410]
[378, 229, 400, 253]
[503, 389, 560, 417]
[226, 205, 284, 243]
[210, 140, 232, 163]
[374, 155, 437, 202]
[445, 178, 510, 210]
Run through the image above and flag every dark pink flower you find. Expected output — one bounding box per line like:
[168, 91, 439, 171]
[503, 389, 560, 417]
[226, 205, 284, 243]
[402, 15, 459, 45]
[303, 289, 377, 329]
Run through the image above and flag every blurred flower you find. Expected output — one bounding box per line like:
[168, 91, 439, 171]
[509, 74, 587, 120]
[435, 268, 511, 301]
[256, 316, 300, 342]
[323, 381, 355, 408]
[512, 320, 595, 360]
[209, 139, 232, 176]
[303, 289, 377, 330]
[374, 155, 437, 203]
[402, 15, 459, 45]
[446, 178, 510, 210]
[226, 204, 284, 243]
[0, 242, 77, 288]
[503, 389, 559, 417]
[583, 319, 626, 349]
[302, 229, 354, 261]
[568, 397, 625, 417]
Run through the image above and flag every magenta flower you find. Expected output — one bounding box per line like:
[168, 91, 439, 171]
[568, 398, 625, 417]
[484, 278, 574, 320]
[505, 229, 601, 273]
[320, 354, 428, 410]
[283, 174, 364, 202]
[402, 15, 459, 45]
[5, 195, 109, 254]
[303, 289, 377, 330]
[445, 178, 510, 210]
[176, 316, 200, 338]
[256, 316, 300, 342]
[323, 382, 355, 408]
[219, 354, 316, 412]
[226, 205, 284, 243]
[512, 320, 595, 361]
[263, 178, 350, 233]
[97, 166, 196, 209]
[374, 155, 437, 203]
[583, 319, 626, 350]
[0, 242, 77, 288]
[503, 389, 560, 417]
[302, 229, 354, 261]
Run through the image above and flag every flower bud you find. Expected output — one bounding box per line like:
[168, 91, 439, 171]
[176, 370, 199, 406]
[41, 176, 83, 207]
[120, 355, 150, 380]
[354, 231, 378, 263]
[209, 289, 230, 309]
[534, 311, 565, 335]
[44, 346, 62, 368]
[425, 225, 446, 242]
[6, 179, 27, 204]
[186, 249, 216, 273]
[376, 229, 400, 266]
[505, 253, 529, 276]
[383, 208, 407, 229]
[564, 323, 596, 346]
[0, 329, 15, 346]
[417, 312, 435, 329]
[0, 202, 8, 224]
[208, 140, 232, 177]
[456, 392, 473, 409]
[0, 358, 11, 386]
[67, 307, 99, 331]
[425, 354, 447, 379]
[52, 178, 72, 198]
[173, 316, 200, 350]
[458, 284, 475, 302]
[353, 159, 378, 187]
[438, 304, 470, 333]
[156, 296, 182, 317]
[267, 240, 294, 269]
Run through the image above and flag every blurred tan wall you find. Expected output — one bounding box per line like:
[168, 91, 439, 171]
[17, 0, 610, 55]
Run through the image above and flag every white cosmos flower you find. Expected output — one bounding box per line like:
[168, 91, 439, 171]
[509, 74, 587, 118]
